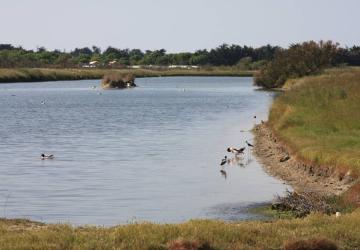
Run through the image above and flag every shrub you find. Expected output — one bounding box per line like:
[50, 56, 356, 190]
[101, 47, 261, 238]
[255, 41, 339, 88]
[101, 72, 136, 89]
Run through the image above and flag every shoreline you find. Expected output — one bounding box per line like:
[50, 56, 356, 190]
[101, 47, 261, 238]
[0, 68, 256, 84]
[253, 123, 354, 196]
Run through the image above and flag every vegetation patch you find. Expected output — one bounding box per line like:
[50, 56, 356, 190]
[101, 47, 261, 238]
[101, 72, 136, 89]
[283, 237, 338, 250]
[255, 41, 339, 88]
[272, 191, 336, 218]
[1, 209, 360, 249]
[269, 68, 360, 178]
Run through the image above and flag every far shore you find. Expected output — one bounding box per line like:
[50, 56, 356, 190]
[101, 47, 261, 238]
[0, 68, 256, 84]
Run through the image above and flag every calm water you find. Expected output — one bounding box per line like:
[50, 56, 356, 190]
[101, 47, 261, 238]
[0, 77, 288, 225]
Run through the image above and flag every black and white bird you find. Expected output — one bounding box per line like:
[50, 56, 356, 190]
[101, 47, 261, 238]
[41, 154, 54, 160]
[220, 156, 228, 166]
[227, 147, 245, 154]
[245, 141, 254, 147]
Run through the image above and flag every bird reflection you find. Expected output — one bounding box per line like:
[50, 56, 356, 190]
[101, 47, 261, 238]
[227, 155, 243, 166]
[220, 169, 227, 179]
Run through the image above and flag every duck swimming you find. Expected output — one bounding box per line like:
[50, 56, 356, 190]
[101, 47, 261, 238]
[41, 154, 54, 160]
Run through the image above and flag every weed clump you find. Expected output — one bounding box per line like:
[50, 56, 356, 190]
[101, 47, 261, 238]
[283, 238, 338, 250]
[167, 238, 212, 250]
[101, 72, 136, 89]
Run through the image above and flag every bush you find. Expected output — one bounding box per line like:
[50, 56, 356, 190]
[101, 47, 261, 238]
[101, 72, 136, 89]
[255, 41, 339, 88]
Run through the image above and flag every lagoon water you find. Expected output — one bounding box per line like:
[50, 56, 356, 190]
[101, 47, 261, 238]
[0, 77, 288, 225]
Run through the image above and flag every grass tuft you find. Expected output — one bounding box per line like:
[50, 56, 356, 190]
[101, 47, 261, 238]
[283, 237, 338, 250]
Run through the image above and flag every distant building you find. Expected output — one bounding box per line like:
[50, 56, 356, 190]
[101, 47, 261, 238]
[82, 60, 99, 68]
[168, 65, 199, 69]
[89, 61, 99, 67]
[128, 65, 142, 69]
[108, 60, 117, 66]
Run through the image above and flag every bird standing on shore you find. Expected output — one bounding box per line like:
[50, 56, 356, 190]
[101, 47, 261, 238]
[41, 154, 54, 160]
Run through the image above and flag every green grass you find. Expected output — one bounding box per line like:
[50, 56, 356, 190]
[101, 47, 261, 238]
[0, 209, 360, 249]
[269, 68, 360, 177]
[0, 68, 255, 83]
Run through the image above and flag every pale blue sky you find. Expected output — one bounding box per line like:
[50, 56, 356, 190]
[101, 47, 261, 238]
[1, 0, 359, 52]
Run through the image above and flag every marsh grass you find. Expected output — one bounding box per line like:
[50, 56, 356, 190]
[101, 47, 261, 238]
[269, 68, 360, 177]
[0, 68, 255, 83]
[1, 209, 360, 249]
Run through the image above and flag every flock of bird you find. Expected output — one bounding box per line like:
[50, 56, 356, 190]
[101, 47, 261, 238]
[219, 140, 254, 179]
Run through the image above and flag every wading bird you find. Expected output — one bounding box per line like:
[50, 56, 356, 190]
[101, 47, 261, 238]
[41, 154, 54, 160]
[245, 141, 254, 147]
[227, 147, 245, 154]
[220, 156, 227, 166]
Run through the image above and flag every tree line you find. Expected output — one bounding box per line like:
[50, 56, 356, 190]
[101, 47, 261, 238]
[0, 44, 280, 68]
[1, 41, 359, 80]
[255, 41, 360, 88]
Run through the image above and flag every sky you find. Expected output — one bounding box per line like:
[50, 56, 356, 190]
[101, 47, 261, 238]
[1, 0, 360, 52]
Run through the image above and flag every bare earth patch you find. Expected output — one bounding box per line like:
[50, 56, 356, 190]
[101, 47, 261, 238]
[253, 123, 353, 196]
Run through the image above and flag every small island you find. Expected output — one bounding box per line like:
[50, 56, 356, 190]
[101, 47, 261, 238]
[101, 72, 136, 89]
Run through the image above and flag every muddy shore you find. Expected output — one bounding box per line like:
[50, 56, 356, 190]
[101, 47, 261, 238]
[253, 123, 354, 196]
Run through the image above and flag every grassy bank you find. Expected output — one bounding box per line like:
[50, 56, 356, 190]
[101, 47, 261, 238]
[0, 68, 255, 83]
[269, 68, 360, 177]
[1, 209, 360, 249]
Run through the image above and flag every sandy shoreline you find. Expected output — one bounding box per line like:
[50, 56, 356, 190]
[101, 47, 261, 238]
[253, 123, 354, 196]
